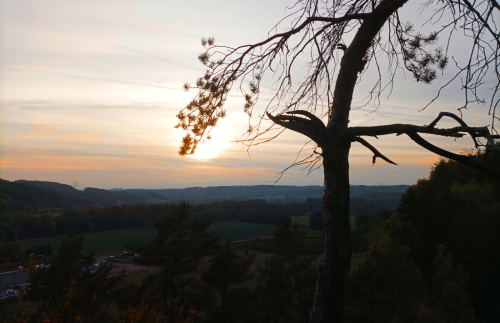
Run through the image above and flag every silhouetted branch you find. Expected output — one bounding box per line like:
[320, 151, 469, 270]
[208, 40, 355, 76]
[407, 131, 500, 181]
[344, 124, 486, 138]
[286, 110, 325, 128]
[428, 112, 480, 147]
[351, 137, 397, 165]
[267, 112, 325, 145]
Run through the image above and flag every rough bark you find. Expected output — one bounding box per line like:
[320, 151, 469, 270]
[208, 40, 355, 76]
[312, 1, 410, 321]
[310, 138, 352, 323]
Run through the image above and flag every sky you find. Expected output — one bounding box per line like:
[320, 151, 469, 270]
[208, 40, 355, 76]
[0, 0, 496, 189]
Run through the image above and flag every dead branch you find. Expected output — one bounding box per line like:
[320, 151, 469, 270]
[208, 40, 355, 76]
[266, 112, 325, 145]
[286, 110, 326, 128]
[428, 111, 479, 147]
[407, 131, 500, 181]
[343, 124, 485, 138]
[351, 137, 397, 165]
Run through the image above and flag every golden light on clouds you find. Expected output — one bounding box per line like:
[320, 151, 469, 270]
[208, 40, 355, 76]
[178, 120, 230, 160]
[1, 0, 494, 188]
[19, 116, 103, 145]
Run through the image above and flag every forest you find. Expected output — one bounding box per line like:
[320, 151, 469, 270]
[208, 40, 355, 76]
[0, 154, 498, 322]
[0, 179, 408, 210]
[0, 191, 401, 242]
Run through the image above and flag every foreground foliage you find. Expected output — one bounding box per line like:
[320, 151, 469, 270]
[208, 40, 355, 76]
[2, 163, 498, 322]
[347, 153, 500, 323]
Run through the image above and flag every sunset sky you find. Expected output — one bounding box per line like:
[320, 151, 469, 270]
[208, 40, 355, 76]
[0, 0, 495, 189]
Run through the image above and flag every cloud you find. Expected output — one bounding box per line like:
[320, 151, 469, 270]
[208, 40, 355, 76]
[113, 44, 203, 71]
[18, 116, 102, 145]
[3, 67, 184, 92]
[31, 116, 58, 134]
[21, 131, 104, 146]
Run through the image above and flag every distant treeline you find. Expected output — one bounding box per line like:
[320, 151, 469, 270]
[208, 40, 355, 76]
[0, 178, 409, 211]
[0, 179, 166, 210]
[0, 199, 311, 242]
[190, 199, 317, 224]
[0, 190, 405, 242]
[3, 151, 499, 322]
[1, 205, 165, 241]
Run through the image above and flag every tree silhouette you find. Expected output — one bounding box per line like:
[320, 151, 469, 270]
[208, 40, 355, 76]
[177, 0, 500, 321]
[28, 235, 122, 322]
[134, 202, 219, 321]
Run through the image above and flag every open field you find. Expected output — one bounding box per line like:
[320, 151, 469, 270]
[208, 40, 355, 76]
[15, 221, 277, 257]
[291, 215, 310, 227]
[18, 227, 157, 256]
[291, 215, 356, 229]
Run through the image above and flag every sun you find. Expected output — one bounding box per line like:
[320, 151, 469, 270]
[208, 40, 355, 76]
[178, 120, 230, 160]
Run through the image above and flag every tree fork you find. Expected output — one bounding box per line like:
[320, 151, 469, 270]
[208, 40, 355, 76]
[179, 0, 500, 321]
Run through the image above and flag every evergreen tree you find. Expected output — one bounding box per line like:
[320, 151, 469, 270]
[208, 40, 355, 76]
[202, 240, 254, 323]
[28, 234, 122, 322]
[258, 216, 316, 323]
[134, 202, 219, 322]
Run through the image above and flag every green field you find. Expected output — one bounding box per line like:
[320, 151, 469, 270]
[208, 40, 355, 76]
[15, 221, 277, 257]
[291, 215, 310, 227]
[291, 215, 356, 230]
[18, 227, 157, 256]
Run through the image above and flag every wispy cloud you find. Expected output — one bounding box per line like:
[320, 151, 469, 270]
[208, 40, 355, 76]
[3, 67, 185, 91]
[113, 44, 203, 71]
[19, 116, 103, 145]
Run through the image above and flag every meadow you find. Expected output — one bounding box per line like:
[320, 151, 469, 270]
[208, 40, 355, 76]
[17, 221, 277, 257]
[291, 215, 356, 229]
[291, 215, 310, 227]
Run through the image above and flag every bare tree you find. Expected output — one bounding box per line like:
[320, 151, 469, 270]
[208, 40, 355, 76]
[176, 0, 500, 322]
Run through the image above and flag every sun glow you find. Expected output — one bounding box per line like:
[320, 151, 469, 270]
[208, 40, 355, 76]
[178, 120, 230, 160]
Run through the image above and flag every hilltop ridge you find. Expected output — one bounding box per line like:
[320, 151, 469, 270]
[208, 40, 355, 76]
[0, 178, 410, 209]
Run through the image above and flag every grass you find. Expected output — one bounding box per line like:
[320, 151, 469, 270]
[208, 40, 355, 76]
[15, 222, 277, 257]
[291, 215, 356, 230]
[19, 227, 158, 257]
[291, 215, 310, 228]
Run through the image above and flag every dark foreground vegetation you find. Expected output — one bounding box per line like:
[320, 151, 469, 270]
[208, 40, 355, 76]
[1, 206, 320, 323]
[1, 154, 499, 322]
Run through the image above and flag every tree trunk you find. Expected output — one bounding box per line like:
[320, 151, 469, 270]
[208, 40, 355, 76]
[310, 138, 352, 323]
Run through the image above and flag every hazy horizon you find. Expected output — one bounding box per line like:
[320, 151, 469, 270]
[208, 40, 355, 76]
[6, 177, 412, 191]
[1, 0, 493, 189]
